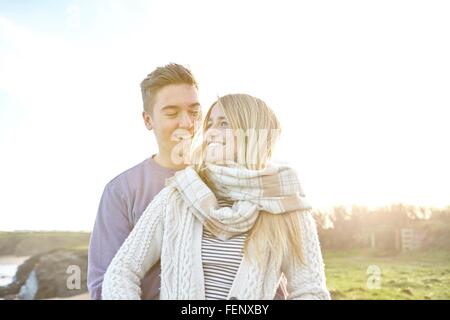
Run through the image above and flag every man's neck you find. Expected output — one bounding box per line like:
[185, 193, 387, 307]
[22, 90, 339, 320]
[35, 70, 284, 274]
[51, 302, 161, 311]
[153, 153, 187, 171]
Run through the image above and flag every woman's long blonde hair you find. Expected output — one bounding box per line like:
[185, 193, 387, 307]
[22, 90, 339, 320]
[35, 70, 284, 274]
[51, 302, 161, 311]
[192, 94, 305, 266]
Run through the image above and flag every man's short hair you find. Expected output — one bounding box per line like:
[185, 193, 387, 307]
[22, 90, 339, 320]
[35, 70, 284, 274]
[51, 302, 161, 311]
[140, 63, 199, 113]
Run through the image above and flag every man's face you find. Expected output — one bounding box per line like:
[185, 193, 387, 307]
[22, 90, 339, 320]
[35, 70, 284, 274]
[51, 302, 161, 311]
[143, 84, 201, 162]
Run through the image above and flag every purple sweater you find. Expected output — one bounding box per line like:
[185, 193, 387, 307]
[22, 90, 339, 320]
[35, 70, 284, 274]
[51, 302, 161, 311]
[87, 156, 176, 300]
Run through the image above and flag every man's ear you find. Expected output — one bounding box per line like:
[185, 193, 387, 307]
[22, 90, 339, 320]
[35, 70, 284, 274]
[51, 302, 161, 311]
[142, 111, 153, 131]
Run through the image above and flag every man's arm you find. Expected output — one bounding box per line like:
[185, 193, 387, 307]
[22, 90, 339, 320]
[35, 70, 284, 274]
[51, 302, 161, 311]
[87, 182, 131, 300]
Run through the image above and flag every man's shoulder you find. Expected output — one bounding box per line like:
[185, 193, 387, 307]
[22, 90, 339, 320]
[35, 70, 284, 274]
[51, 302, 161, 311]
[104, 158, 152, 191]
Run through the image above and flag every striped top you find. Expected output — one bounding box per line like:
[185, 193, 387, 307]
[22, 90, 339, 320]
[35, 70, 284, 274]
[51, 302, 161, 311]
[201, 197, 247, 300]
[201, 228, 247, 300]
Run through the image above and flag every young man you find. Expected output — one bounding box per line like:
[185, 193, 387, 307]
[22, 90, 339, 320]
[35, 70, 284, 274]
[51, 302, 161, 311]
[87, 63, 202, 299]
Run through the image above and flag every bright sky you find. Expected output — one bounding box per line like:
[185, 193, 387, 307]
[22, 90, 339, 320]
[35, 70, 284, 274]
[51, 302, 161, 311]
[1, 0, 449, 231]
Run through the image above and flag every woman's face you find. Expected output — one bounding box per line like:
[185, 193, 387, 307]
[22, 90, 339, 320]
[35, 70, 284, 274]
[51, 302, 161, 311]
[204, 105, 236, 164]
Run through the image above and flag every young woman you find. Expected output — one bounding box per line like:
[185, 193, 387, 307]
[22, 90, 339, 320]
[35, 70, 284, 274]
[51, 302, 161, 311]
[102, 94, 331, 300]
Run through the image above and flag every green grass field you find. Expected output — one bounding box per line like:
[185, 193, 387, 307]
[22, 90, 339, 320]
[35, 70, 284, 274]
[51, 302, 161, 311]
[323, 250, 450, 300]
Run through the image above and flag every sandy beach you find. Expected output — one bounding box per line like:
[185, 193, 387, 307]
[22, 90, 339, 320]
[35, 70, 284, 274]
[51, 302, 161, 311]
[47, 292, 90, 300]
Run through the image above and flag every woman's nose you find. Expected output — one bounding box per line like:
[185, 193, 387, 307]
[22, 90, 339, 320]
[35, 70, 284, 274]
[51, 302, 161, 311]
[205, 128, 224, 143]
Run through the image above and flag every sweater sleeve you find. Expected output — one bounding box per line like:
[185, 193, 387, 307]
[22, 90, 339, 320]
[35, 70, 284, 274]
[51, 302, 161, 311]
[282, 210, 331, 300]
[101, 188, 170, 300]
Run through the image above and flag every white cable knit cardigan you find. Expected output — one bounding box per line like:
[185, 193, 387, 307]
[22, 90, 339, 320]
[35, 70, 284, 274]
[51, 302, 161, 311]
[102, 186, 331, 300]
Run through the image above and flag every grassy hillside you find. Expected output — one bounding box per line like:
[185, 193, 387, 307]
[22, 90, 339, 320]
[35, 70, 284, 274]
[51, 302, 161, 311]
[0, 231, 90, 256]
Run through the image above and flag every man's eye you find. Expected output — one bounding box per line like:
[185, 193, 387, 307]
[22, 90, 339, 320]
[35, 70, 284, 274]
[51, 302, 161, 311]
[220, 121, 229, 127]
[165, 113, 178, 117]
[190, 111, 200, 117]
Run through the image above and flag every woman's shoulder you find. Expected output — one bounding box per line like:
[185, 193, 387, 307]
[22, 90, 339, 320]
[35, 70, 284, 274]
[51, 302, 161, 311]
[154, 184, 180, 203]
[140, 185, 181, 221]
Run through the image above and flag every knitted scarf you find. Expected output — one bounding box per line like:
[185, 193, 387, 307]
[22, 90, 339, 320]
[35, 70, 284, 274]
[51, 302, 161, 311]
[167, 163, 312, 240]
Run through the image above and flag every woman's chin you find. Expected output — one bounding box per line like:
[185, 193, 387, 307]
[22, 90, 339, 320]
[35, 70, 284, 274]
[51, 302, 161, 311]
[205, 158, 238, 167]
[205, 157, 224, 165]
[204, 146, 237, 166]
